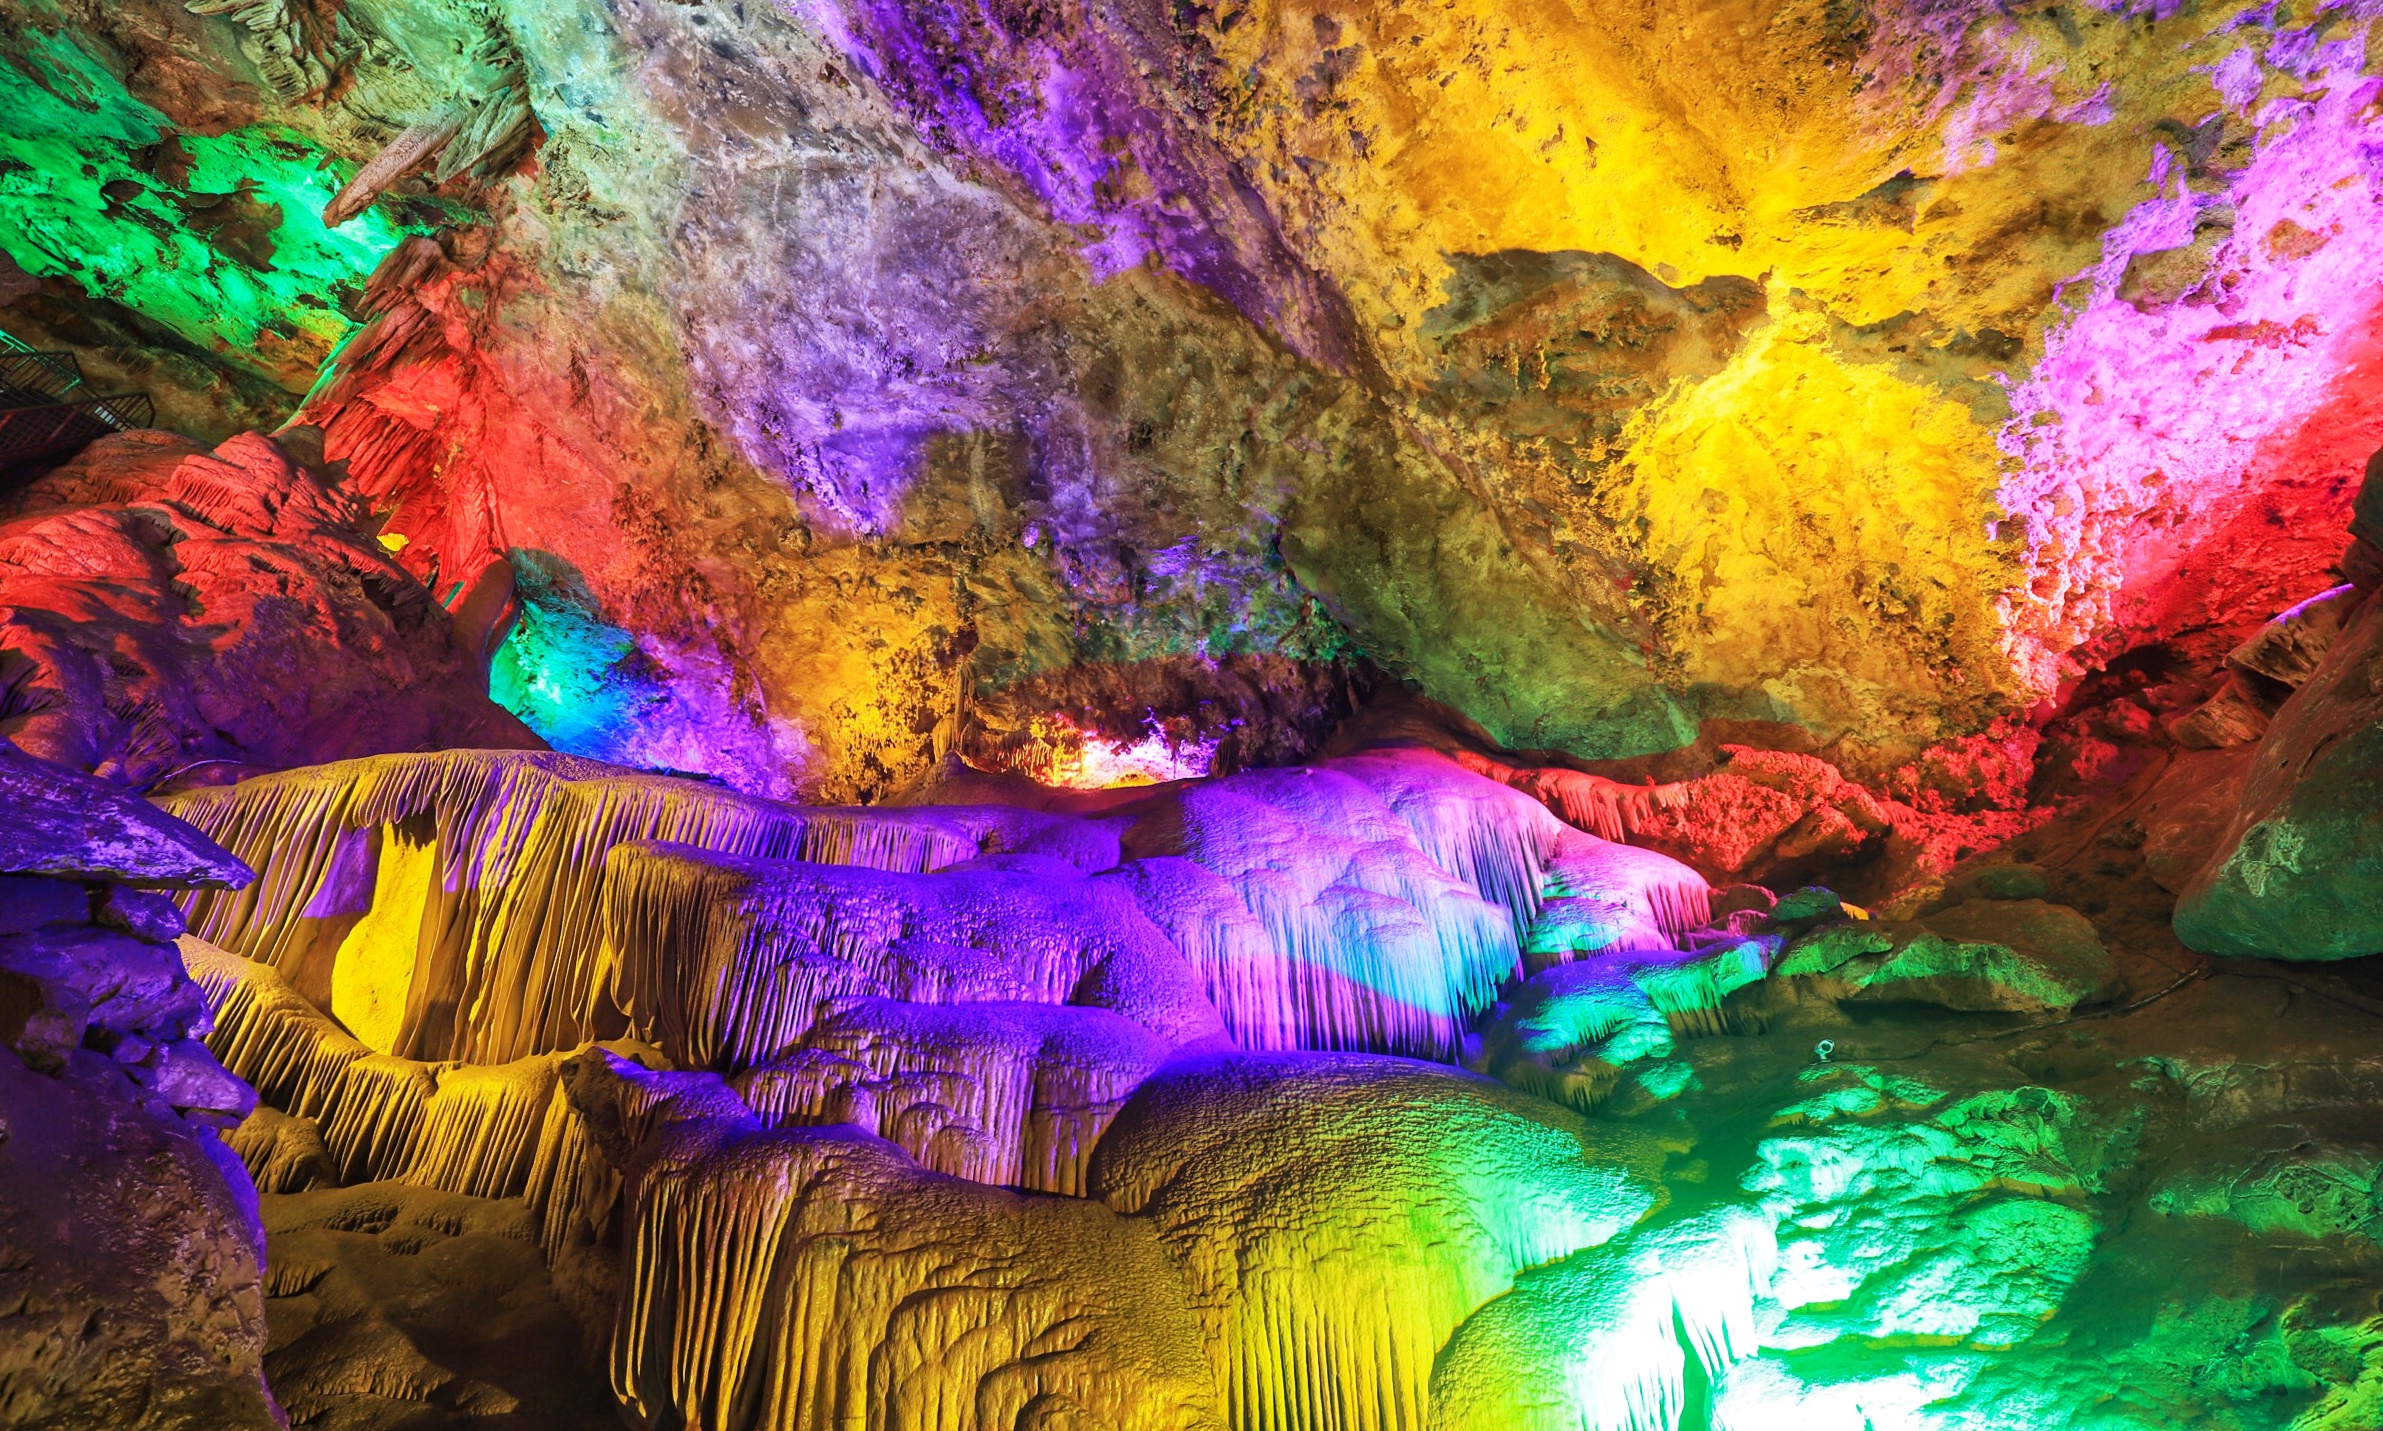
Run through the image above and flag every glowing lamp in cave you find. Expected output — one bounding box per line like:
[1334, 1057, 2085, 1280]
[1039, 715, 1219, 789]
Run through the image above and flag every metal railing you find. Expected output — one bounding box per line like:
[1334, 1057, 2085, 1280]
[0, 392, 155, 465]
[0, 336, 155, 467]
[0, 349, 91, 407]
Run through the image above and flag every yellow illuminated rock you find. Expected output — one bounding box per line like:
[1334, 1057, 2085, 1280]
[328, 821, 439, 1055]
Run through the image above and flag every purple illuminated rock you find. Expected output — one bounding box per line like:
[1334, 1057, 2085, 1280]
[0, 733, 273, 1428]
[0, 738, 253, 888]
[0, 1050, 277, 1429]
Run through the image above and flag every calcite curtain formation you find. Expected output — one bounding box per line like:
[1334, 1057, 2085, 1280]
[162, 743, 1765, 1431]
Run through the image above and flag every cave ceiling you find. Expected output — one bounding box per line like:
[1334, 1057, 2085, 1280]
[3, 0, 2378, 799]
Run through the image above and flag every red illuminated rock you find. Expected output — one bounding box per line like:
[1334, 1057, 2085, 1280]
[0, 428, 539, 789]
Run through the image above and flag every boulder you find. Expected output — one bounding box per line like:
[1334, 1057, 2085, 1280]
[2227, 582, 2363, 689]
[0, 746, 275, 1428]
[2175, 586, 2383, 959]
[1775, 899, 2118, 1015]
[0, 1050, 278, 1430]
[0, 739, 252, 887]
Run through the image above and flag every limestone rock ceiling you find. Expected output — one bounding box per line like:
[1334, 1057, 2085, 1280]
[4, 0, 2379, 797]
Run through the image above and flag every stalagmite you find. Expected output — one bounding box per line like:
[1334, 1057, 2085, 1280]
[223, 1105, 336, 1193]
[1089, 1053, 1667, 1431]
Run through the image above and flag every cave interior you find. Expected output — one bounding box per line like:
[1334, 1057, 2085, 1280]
[5, 1, 2383, 1428]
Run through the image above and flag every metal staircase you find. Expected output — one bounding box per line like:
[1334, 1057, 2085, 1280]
[0, 330, 153, 469]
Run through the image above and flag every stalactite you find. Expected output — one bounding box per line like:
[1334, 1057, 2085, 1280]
[1323, 747, 1570, 928]
[323, 105, 472, 227]
[522, 1075, 601, 1264]
[1632, 935, 1773, 1038]
[317, 1053, 441, 1185]
[1100, 856, 1312, 1050]
[601, 843, 1225, 1074]
[1127, 774, 1522, 1060]
[1451, 751, 1696, 846]
[397, 1056, 561, 1199]
[167, 750, 1123, 1066]
[727, 998, 1171, 1195]
[184, 0, 357, 100]
[1542, 831, 1713, 950]
[561, 1049, 1223, 1431]
[434, 90, 538, 185]
[1077, 752, 1715, 1061]
[193, 935, 609, 1213]
[183, 933, 371, 1119]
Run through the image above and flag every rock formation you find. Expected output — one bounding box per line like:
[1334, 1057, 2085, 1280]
[2173, 463, 2383, 959]
[0, 740, 274, 1429]
[10, 0, 2382, 798]
[0, 427, 538, 788]
[8, 2, 2383, 1429]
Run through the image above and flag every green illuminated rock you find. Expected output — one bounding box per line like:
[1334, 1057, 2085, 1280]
[2176, 589, 2383, 960]
[1774, 900, 2118, 1015]
[0, 24, 415, 399]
